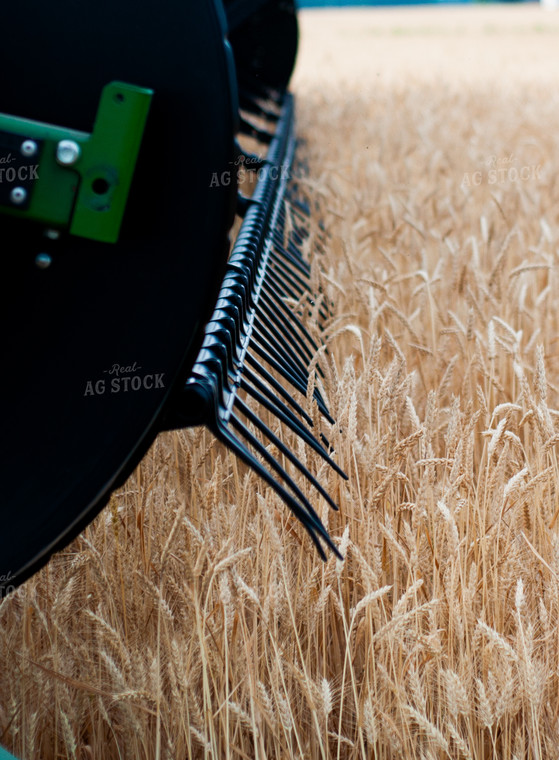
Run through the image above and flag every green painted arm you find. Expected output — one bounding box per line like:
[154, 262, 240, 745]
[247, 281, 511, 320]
[0, 81, 152, 243]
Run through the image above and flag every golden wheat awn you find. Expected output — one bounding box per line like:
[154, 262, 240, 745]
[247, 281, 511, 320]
[2, 6, 559, 759]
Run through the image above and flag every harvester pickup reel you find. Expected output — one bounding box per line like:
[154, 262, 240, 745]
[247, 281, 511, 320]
[0, 0, 346, 600]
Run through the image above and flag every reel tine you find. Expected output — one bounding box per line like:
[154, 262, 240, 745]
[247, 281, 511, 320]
[229, 412, 326, 529]
[261, 279, 321, 355]
[253, 319, 317, 388]
[251, 321, 330, 415]
[250, 336, 308, 393]
[211, 414, 339, 561]
[256, 299, 321, 375]
[239, 114, 274, 144]
[245, 358, 314, 428]
[257, 295, 316, 367]
[234, 395, 339, 512]
[250, 336, 332, 421]
[240, 374, 347, 480]
[238, 89, 280, 122]
[269, 253, 308, 297]
[272, 231, 311, 275]
[268, 259, 330, 323]
[272, 241, 312, 279]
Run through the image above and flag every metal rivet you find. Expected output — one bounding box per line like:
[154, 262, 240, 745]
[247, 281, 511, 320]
[35, 253, 52, 269]
[21, 140, 38, 157]
[10, 187, 27, 205]
[56, 140, 81, 166]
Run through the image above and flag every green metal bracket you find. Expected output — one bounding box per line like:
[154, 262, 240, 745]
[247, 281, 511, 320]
[0, 81, 153, 243]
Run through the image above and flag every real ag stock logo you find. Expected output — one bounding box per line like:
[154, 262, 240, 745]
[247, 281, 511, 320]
[0, 570, 16, 597]
[0, 151, 39, 183]
[84, 361, 165, 397]
[209, 153, 290, 188]
[461, 154, 543, 188]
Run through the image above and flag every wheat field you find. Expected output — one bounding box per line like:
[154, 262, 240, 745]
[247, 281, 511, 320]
[3, 6, 559, 759]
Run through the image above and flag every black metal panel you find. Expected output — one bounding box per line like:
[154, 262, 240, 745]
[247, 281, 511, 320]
[0, 0, 238, 594]
[226, 0, 299, 92]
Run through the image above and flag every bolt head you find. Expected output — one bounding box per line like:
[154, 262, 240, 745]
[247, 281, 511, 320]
[10, 187, 27, 205]
[56, 140, 81, 166]
[21, 140, 38, 157]
[35, 253, 52, 269]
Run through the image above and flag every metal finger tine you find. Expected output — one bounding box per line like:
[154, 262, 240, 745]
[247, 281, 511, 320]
[239, 114, 274, 144]
[250, 336, 331, 419]
[256, 298, 321, 376]
[229, 413, 327, 530]
[238, 90, 280, 122]
[251, 333, 333, 423]
[268, 255, 307, 295]
[241, 371, 326, 452]
[262, 277, 325, 336]
[162, 84, 346, 560]
[272, 238, 311, 278]
[289, 218, 308, 241]
[251, 321, 329, 413]
[269, 250, 309, 293]
[253, 320, 314, 386]
[265, 269, 304, 307]
[234, 395, 339, 512]
[240, 375, 347, 479]
[279, 219, 307, 253]
[250, 337, 310, 397]
[245, 358, 314, 428]
[258, 294, 316, 367]
[251, 328, 331, 414]
[267, 266, 325, 320]
[212, 416, 336, 561]
[262, 279, 321, 355]
[286, 234, 309, 260]
[268, 262, 329, 322]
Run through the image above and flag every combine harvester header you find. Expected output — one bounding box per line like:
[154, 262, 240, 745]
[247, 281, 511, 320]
[0, 0, 346, 620]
